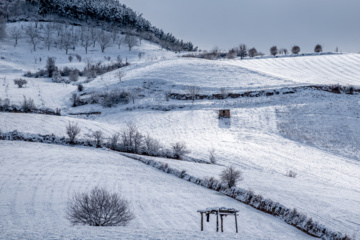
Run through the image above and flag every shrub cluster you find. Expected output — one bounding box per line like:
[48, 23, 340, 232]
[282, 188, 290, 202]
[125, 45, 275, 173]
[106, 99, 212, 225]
[0, 97, 60, 115]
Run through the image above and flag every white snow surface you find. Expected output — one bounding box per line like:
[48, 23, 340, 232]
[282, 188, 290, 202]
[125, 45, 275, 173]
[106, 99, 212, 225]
[1, 21, 360, 239]
[0, 141, 312, 240]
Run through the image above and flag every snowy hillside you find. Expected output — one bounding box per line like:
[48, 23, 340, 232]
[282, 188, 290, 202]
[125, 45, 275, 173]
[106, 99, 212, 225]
[1, 20, 360, 239]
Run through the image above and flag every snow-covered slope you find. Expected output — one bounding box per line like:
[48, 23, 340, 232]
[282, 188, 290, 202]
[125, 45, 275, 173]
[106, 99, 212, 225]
[1, 21, 360, 239]
[0, 141, 312, 240]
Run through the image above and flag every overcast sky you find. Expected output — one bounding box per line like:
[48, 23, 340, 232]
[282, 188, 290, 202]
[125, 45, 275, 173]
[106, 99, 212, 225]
[119, 0, 360, 53]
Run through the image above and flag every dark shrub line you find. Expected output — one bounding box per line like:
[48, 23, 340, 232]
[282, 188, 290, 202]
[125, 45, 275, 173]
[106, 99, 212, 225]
[170, 85, 359, 101]
[0, 131, 207, 164]
[0, 105, 61, 116]
[122, 154, 351, 240]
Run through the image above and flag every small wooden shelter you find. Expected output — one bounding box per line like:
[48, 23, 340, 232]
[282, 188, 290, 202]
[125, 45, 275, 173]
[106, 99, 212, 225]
[219, 109, 231, 119]
[197, 207, 239, 233]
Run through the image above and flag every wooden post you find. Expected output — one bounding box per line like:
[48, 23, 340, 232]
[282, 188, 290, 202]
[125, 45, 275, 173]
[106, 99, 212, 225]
[201, 213, 203, 231]
[216, 211, 219, 232]
[220, 215, 224, 232]
[235, 213, 238, 233]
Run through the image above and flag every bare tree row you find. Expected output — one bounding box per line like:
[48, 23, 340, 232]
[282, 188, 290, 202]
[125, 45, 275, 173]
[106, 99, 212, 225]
[5, 22, 139, 54]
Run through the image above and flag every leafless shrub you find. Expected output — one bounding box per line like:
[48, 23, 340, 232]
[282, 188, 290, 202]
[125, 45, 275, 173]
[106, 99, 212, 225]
[21, 96, 36, 112]
[291, 45, 300, 54]
[69, 69, 79, 82]
[270, 46, 278, 57]
[100, 89, 129, 107]
[77, 84, 84, 92]
[116, 70, 126, 82]
[108, 132, 120, 149]
[286, 170, 297, 178]
[120, 122, 143, 153]
[208, 148, 216, 164]
[171, 142, 190, 159]
[66, 187, 134, 226]
[1, 98, 10, 110]
[143, 134, 162, 156]
[220, 166, 243, 188]
[75, 54, 82, 62]
[91, 130, 104, 147]
[68, 55, 73, 62]
[227, 48, 237, 59]
[186, 86, 200, 103]
[66, 122, 81, 144]
[14, 78, 27, 88]
[70, 93, 79, 107]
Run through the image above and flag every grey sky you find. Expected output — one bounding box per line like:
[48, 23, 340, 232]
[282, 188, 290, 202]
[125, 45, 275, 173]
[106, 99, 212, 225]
[120, 0, 360, 53]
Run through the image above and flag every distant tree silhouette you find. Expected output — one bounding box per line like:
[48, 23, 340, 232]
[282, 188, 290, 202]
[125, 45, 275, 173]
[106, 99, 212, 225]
[270, 46, 278, 57]
[291, 45, 300, 54]
[248, 47, 258, 58]
[314, 44, 322, 53]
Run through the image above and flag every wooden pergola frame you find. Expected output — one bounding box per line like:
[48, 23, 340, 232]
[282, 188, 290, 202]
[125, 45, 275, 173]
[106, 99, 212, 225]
[197, 207, 239, 233]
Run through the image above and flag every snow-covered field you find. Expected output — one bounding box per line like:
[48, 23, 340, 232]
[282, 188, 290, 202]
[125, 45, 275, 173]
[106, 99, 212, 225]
[1, 21, 360, 239]
[0, 141, 312, 240]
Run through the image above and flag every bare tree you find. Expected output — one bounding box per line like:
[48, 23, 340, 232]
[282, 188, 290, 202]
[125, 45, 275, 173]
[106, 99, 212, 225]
[121, 122, 143, 153]
[81, 28, 91, 54]
[116, 35, 125, 49]
[66, 122, 81, 144]
[291, 45, 300, 54]
[171, 142, 190, 159]
[8, 26, 22, 47]
[186, 86, 200, 103]
[248, 47, 258, 58]
[220, 166, 243, 188]
[116, 70, 126, 82]
[89, 27, 97, 47]
[314, 44, 322, 53]
[66, 187, 134, 226]
[60, 30, 73, 54]
[124, 35, 138, 51]
[97, 30, 112, 53]
[270, 46, 278, 57]
[238, 44, 247, 59]
[25, 24, 41, 51]
[42, 24, 53, 51]
[127, 89, 137, 104]
[111, 27, 119, 43]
